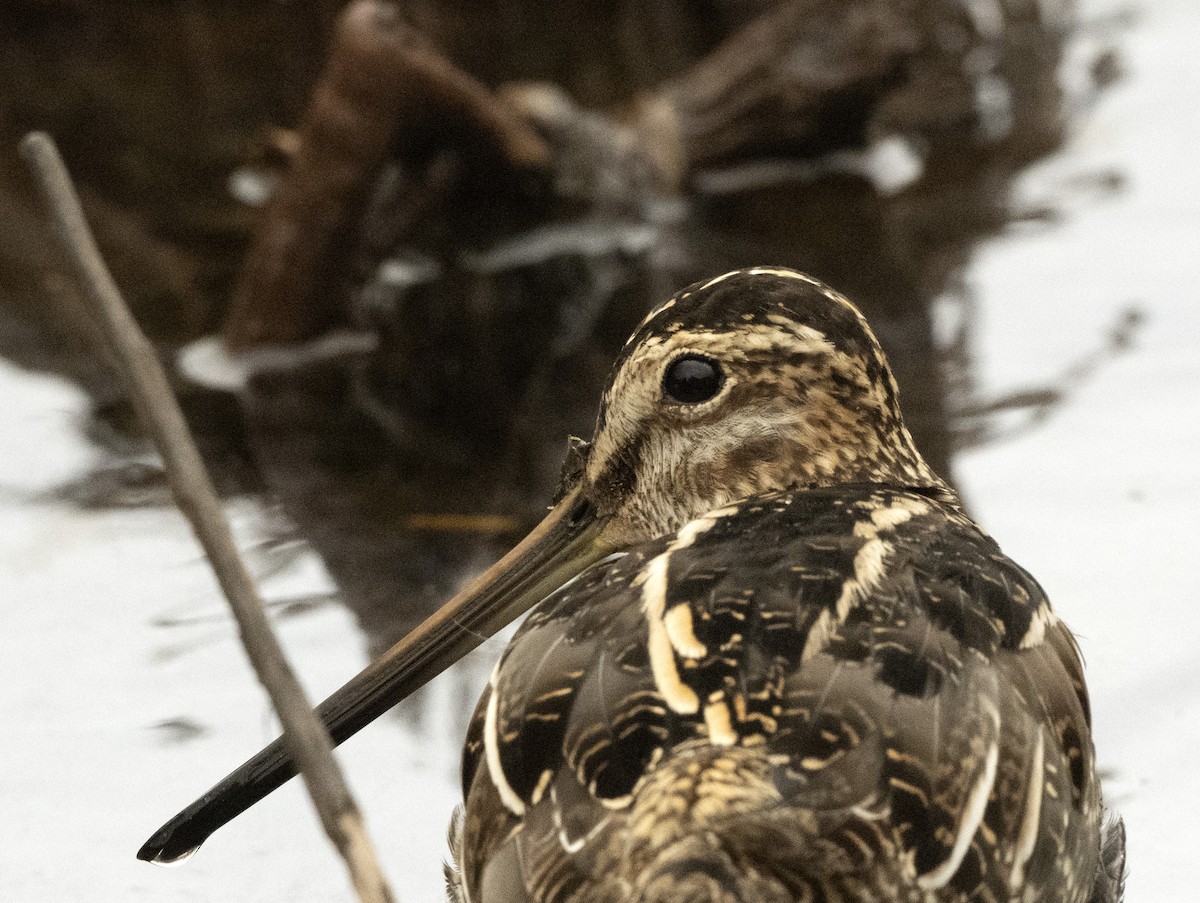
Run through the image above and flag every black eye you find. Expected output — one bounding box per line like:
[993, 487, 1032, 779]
[663, 355, 724, 404]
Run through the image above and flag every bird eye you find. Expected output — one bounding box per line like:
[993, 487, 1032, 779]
[663, 355, 724, 404]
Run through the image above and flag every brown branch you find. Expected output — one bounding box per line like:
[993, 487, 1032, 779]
[20, 131, 396, 903]
[639, 0, 921, 182]
[223, 0, 551, 350]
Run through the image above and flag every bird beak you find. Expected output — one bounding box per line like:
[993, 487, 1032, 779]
[138, 484, 613, 865]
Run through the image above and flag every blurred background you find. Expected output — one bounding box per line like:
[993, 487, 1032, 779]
[1, 0, 1195, 899]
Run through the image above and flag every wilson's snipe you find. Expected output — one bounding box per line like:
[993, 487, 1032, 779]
[141, 268, 1125, 902]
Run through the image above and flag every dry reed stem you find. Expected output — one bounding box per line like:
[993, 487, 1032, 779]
[20, 130, 396, 903]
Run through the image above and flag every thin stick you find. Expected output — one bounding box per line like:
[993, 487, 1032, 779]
[19, 131, 396, 903]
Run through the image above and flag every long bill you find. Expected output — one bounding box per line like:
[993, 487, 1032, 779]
[138, 485, 612, 865]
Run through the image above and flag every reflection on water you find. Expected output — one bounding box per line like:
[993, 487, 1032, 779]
[3, 2, 1130, 757]
[952, 303, 1144, 453]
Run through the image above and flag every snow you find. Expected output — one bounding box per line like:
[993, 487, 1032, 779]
[3, 0, 1198, 899]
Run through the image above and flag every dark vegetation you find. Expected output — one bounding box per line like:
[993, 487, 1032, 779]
[0, 0, 1128, 653]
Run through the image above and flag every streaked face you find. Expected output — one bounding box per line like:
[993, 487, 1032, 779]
[580, 268, 938, 546]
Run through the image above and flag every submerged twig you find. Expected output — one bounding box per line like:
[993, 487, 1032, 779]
[20, 131, 396, 903]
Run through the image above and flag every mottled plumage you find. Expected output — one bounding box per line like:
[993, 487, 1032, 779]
[447, 269, 1122, 902]
[138, 268, 1123, 903]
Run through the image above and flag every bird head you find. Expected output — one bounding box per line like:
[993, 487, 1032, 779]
[576, 266, 944, 546]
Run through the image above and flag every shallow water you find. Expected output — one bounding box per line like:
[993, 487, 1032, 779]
[3, 0, 1199, 900]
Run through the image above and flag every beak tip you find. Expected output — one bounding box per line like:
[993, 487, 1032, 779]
[139, 840, 202, 867]
[137, 827, 179, 864]
[137, 792, 224, 866]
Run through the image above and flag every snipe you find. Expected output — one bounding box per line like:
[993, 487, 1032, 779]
[140, 268, 1125, 902]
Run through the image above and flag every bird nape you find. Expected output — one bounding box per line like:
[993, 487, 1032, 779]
[139, 267, 1125, 903]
